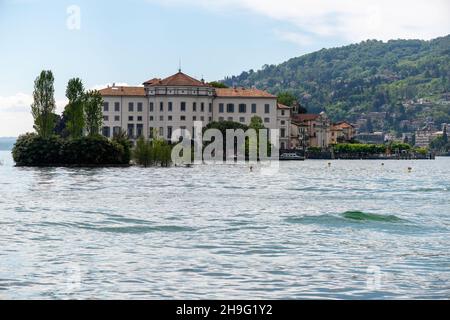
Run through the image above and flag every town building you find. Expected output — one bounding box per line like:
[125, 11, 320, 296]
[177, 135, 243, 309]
[330, 121, 356, 144]
[291, 112, 331, 149]
[99, 71, 279, 144]
[277, 103, 291, 150]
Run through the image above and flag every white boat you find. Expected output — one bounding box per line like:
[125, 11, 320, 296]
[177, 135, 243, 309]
[279, 153, 305, 161]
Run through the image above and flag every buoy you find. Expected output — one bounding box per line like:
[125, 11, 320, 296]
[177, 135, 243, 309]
[381, 163, 384, 166]
[408, 167, 412, 172]
[250, 166, 253, 172]
[328, 162, 331, 167]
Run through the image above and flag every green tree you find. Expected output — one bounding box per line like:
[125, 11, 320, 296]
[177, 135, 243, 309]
[209, 81, 228, 88]
[133, 136, 153, 167]
[443, 125, 448, 144]
[277, 92, 296, 107]
[65, 78, 85, 138]
[84, 90, 103, 137]
[31, 70, 56, 138]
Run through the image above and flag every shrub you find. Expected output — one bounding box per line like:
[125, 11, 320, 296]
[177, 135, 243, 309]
[60, 136, 128, 165]
[12, 133, 63, 166]
[12, 134, 129, 166]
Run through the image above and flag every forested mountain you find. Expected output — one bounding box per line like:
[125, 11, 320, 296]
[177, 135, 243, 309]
[223, 35, 450, 131]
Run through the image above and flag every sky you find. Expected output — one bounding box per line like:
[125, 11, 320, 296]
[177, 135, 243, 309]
[0, 0, 449, 137]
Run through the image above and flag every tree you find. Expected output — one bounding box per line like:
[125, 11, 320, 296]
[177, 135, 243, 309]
[65, 78, 85, 138]
[277, 92, 297, 107]
[31, 70, 56, 138]
[443, 125, 448, 144]
[209, 81, 228, 88]
[84, 90, 103, 137]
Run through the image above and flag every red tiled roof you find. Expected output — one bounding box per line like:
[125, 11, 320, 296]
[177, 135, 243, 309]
[292, 114, 320, 122]
[333, 121, 354, 129]
[143, 72, 209, 87]
[215, 88, 276, 98]
[99, 86, 146, 97]
[277, 103, 290, 110]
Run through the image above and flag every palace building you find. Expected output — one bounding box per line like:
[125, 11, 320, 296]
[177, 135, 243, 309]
[99, 71, 283, 144]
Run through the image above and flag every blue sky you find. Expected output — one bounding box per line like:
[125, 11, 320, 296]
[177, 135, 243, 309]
[0, 0, 449, 136]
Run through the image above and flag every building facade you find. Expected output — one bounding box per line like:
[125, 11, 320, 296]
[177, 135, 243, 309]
[100, 71, 279, 144]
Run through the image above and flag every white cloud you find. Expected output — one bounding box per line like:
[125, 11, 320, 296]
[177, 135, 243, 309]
[0, 93, 67, 137]
[148, 0, 450, 44]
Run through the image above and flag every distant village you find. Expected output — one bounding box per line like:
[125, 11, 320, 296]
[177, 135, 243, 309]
[285, 96, 449, 152]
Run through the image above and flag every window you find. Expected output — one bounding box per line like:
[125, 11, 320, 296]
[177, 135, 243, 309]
[200, 116, 204, 121]
[102, 127, 110, 137]
[264, 117, 270, 123]
[239, 117, 245, 123]
[219, 117, 224, 121]
[281, 110, 285, 116]
[149, 102, 154, 112]
[149, 116, 154, 121]
[209, 117, 212, 121]
[160, 102, 164, 112]
[113, 126, 121, 136]
[167, 126, 172, 140]
[128, 102, 134, 112]
[137, 102, 143, 112]
[159, 127, 164, 137]
[103, 102, 109, 112]
[209, 103, 212, 113]
[239, 104, 246, 113]
[114, 116, 120, 122]
[281, 120, 285, 125]
[219, 103, 224, 113]
[181, 102, 186, 112]
[228, 117, 233, 121]
[193, 116, 197, 121]
[251, 104, 256, 113]
[193, 102, 197, 112]
[115, 102, 120, 112]
[201, 102, 205, 112]
[103, 116, 109, 121]
[136, 124, 143, 137]
[149, 127, 154, 138]
[180, 115, 186, 121]
[265, 104, 270, 114]
[168, 115, 172, 121]
[137, 116, 142, 122]
[160, 115, 164, 121]
[128, 116, 134, 121]
[281, 128, 286, 138]
[227, 104, 234, 113]
[127, 124, 134, 138]
[168, 102, 173, 112]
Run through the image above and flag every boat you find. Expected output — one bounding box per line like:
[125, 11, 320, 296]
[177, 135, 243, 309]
[279, 153, 305, 161]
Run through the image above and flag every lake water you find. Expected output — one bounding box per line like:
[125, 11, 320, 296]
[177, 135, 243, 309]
[0, 150, 449, 299]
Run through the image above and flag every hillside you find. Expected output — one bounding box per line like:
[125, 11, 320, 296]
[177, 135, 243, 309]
[0, 137, 17, 150]
[223, 35, 450, 132]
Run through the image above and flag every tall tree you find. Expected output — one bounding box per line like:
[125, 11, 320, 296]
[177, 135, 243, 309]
[84, 90, 104, 137]
[443, 125, 448, 144]
[31, 70, 56, 138]
[65, 78, 85, 138]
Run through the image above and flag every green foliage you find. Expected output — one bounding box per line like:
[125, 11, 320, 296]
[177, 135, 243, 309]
[334, 143, 387, 154]
[277, 91, 297, 107]
[84, 90, 103, 137]
[112, 129, 132, 164]
[31, 70, 56, 138]
[12, 134, 130, 166]
[209, 81, 229, 88]
[223, 36, 450, 128]
[430, 135, 450, 152]
[12, 133, 63, 166]
[132, 136, 172, 167]
[65, 78, 85, 139]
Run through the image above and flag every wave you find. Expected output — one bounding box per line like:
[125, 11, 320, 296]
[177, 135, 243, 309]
[285, 211, 406, 225]
[341, 211, 404, 222]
